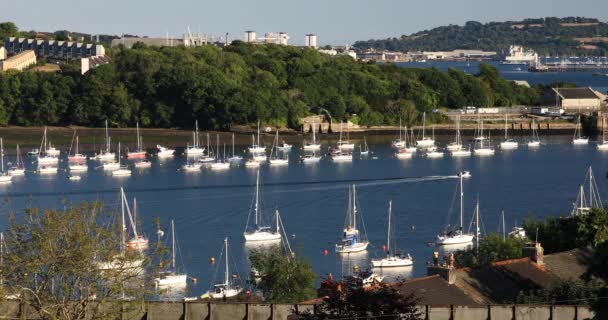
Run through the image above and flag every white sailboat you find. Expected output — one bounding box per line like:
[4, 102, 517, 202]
[95, 120, 116, 160]
[301, 152, 321, 163]
[473, 118, 495, 156]
[371, 201, 413, 268]
[127, 122, 146, 158]
[0, 139, 12, 184]
[112, 142, 132, 177]
[336, 185, 369, 253]
[598, 115, 608, 150]
[416, 112, 435, 147]
[571, 166, 602, 216]
[425, 127, 443, 157]
[185, 120, 205, 155]
[269, 131, 288, 166]
[244, 159, 261, 168]
[275, 130, 292, 151]
[303, 122, 322, 151]
[392, 119, 406, 148]
[395, 127, 415, 159]
[157, 144, 175, 157]
[206, 238, 242, 299]
[360, 137, 370, 156]
[332, 150, 353, 162]
[154, 220, 188, 287]
[244, 171, 281, 242]
[199, 133, 216, 163]
[182, 160, 202, 172]
[68, 135, 87, 162]
[573, 114, 589, 145]
[447, 116, 464, 151]
[406, 128, 417, 152]
[37, 127, 59, 165]
[210, 136, 230, 170]
[124, 193, 149, 249]
[527, 118, 541, 147]
[248, 121, 266, 154]
[228, 133, 243, 162]
[500, 114, 518, 150]
[8, 145, 25, 176]
[337, 122, 355, 150]
[437, 174, 474, 245]
[46, 140, 60, 157]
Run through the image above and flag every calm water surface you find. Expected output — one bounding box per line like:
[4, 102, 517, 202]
[0, 135, 606, 297]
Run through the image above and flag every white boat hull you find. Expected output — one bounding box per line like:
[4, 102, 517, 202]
[416, 139, 435, 147]
[392, 140, 406, 148]
[38, 167, 58, 174]
[135, 161, 152, 168]
[38, 156, 59, 165]
[474, 148, 495, 156]
[95, 152, 115, 161]
[8, 168, 25, 176]
[245, 160, 260, 168]
[332, 154, 352, 162]
[269, 159, 288, 166]
[335, 241, 368, 253]
[303, 144, 321, 151]
[573, 138, 589, 145]
[244, 231, 281, 242]
[112, 169, 132, 177]
[372, 256, 413, 268]
[252, 155, 267, 162]
[210, 162, 230, 170]
[69, 164, 88, 172]
[249, 146, 266, 154]
[209, 288, 242, 299]
[185, 148, 205, 155]
[396, 151, 413, 159]
[0, 175, 12, 183]
[182, 164, 202, 171]
[436, 234, 474, 245]
[447, 144, 462, 151]
[500, 141, 518, 149]
[598, 143, 608, 150]
[158, 150, 175, 157]
[527, 141, 541, 147]
[103, 162, 120, 170]
[451, 150, 471, 157]
[338, 143, 355, 150]
[155, 274, 188, 287]
[302, 156, 321, 163]
[426, 151, 444, 158]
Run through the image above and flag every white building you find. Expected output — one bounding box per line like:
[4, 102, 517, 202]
[305, 34, 317, 48]
[244, 31, 257, 43]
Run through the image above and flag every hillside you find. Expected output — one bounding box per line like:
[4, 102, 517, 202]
[353, 17, 608, 56]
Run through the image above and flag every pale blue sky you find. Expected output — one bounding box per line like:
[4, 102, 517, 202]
[2, 0, 607, 45]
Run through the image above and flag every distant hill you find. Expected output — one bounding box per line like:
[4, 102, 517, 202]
[353, 17, 608, 56]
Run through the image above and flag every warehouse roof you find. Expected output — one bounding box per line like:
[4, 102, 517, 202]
[553, 87, 601, 99]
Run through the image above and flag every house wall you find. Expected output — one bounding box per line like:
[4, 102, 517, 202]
[0, 50, 36, 71]
[560, 97, 601, 111]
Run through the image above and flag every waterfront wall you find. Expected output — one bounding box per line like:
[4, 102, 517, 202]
[0, 301, 594, 320]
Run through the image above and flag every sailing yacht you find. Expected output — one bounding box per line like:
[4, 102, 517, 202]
[304, 122, 322, 151]
[425, 127, 443, 157]
[500, 115, 518, 150]
[95, 120, 116, 160]
[185, 121, 205, 155]
[199, 133, 216, 163]
[473, 118, 495, 156]
[154, 220, 188, 287]
[416, 112, 435, 147]
[210, 136, 230, 170]
[392, 119, 406, 148]
[228, 133, 243, 162]
[124, 195, 149, 249]
[301, 153, 321, 163]
[527, 118, 541, 147]
[68, 135, 87, 162]
[248, 121, 266, 154]
[46, 141, 60, 157]
[244, 159, 261, 168]
[112, 142, 132, 177]
[336, 185, 369, 253]
[447, 116, 464, 151]
[182, 160, 202, 172]
[571, 167, 602, 216]
[0, 139, 12, 184]
[598, 115, 608, 150]
[269, 131, 288, 166]
[68, 135, 87, 172]
[275, 130, 292, 151]
[8, 145, 25, 176]
[371, 201, 413, 268]
[360, 137, 370, 156]
[127, 123, 146, 158]
[437, 174, 474, 245]
[332, 150, 353, 162]
[244, 171, 281, 242]
[157, 145, 175, 157]
[395, 127, 415, 158]
[573, 114, 589, 145]
[406, 128, 418, 153]
[37, 127, 59, 165]
[337, 122, 355, 150]
[206, 238, 242, 299]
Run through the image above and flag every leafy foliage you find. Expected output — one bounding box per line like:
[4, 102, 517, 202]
[353, 17, 608, 56]
[453, 233, 529, 268]
[516, 279, 603, 305]
[249, 246, 316, 303]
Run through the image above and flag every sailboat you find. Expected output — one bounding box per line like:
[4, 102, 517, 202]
[360, 137, 370, 156]
[157, 145, 175, 157]
[500, 114, 518, 149]
[391, 119, 406, 148]
[571, 167, 602, 216]
[185, 120, 205, 155]
[275, 130, 292, 151]
[269, 131, 288, 166]
[46, 140, 60, 157]
[448, 116, 470, 158]
[573, 114, 589, 145]
[37, 127, 59, 165]
[303, 122, 322, 150]
[0, 139, 12, 184]
[426, 128, 444, 158]
[416, 112, 435, 147]
[244, 171, 281, 242]
[371, 201, 413, 268]
[248, 121, 266, 154]
[112, 142, 132, 177]
[331, 149, 353, 162]
[199, 133, 216, 163]
[8, 145, 25, 176]
[336, 185, 369, 253]
[69, 138, 88, 172]
[598, 115, 608, 150]
[301, 152, 321, 163]
[437, 174, 474, 245]
[95, 120, 116, 160]
[228, 133, 243, 162]
[124, 195, 149, 249]
[337, 122, 355, 150]
[206, 238, 242, 299]
[406, 128, 417, 152]
[154, 220, 188, 287]
[127, 122, 146, 158]
[473, 117, 495, 156]
[210, 136, 230, 170]
[527, 118, 541, 147]
[182, 159, 202, 172]
[395, 127, 415, 159]
[68, 135, 87, 162]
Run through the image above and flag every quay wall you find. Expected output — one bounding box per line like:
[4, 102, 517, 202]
[0, 301, 594, 320]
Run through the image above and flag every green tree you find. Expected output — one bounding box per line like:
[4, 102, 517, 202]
[454, 233, 529, 268]
[249, 246, 316, 303]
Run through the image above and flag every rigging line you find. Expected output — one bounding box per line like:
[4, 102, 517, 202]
[0, 175, 457, 199]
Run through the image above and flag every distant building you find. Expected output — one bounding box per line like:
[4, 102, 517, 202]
[0, 50, 36, 72]
[305, 34, 317, 48]
[0, 47, 6, 60]
[244, 31, 257, 43]
[421, 49, 497, 60]
[544, 87, 603, 112]
[3, 37, 105, 60]
[110, 33, 208, 48]
[81, 55, 111, 75]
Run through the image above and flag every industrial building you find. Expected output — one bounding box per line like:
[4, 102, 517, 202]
[110, 33, 209, 48]
[544, 87, 604, 112]
[0, 50, 36, 71]
[304, 34, 317, 48]
[3, 37, 105, 60]
[242, 31, 289, 45]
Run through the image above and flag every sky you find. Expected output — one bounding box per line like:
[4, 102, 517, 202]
[2, 0, 608, 45]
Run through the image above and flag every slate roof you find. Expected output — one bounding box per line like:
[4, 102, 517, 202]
[553, 87, 601, 99]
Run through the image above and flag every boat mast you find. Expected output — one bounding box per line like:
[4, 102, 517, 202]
[475, 200, 480, 254]
[0, 138, 4, 173]
[387, 200, 392, 255]
[224, 238, 229, 286]
[105, 120, 110, 153]
[0, 232, 3, 287]
[339, 123, 343, 145]
[195, 120, 199, 148]
[232, 133, 235, 157]
[422, 112, 426, 139]
[257, 121, 260, 147]
[399, 118, 402, 141]
[255, 170, 260, 226]
[504, 114, 508, 140]
[120, 188, 126, 253]
[352, 185, 357, 231]
[136, 122, 140, 151]
[75, 136, 79, 156]
[275, 209, 280, 233]
[312, 122, 316, 144]
[460, 174, 464, 230]
[171, 220, 176, 269]
[501, 210, 506, 241]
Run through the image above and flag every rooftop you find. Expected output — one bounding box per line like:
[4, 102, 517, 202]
[394, 275, 479, 305]
[553, 87, 601, 100]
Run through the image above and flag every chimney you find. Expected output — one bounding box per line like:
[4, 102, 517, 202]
[427, 252, 456, 284]
[522, 242, 544, 266]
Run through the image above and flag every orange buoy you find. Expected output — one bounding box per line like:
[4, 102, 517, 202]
[381, 244, 387, 251]
[323, 249, 329, 256]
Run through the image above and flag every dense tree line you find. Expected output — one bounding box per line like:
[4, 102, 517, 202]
[354, 17, 608, 56]
[1, 37, 542, 129]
